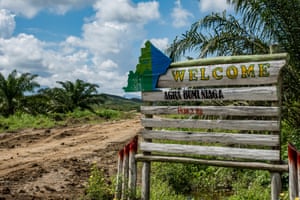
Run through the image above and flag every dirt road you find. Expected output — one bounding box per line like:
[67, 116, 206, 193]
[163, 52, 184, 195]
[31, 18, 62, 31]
[0, 116, 142, 199]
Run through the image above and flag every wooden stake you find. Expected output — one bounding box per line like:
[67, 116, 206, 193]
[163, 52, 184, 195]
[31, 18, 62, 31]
[128, 136, 138, 200]
[115, 149, 124, 200]
[271, 172, 281, 200]
[288, 143, 298, 200]
[297, 151, 300, 198]
[121, 144, 130, 200]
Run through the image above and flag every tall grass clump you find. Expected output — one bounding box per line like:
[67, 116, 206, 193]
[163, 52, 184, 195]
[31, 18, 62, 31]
[84, 164, 113, 200]
[0, 112, 57, 132]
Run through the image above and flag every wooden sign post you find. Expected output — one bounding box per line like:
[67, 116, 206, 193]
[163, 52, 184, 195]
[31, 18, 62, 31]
[124, 41, 289, 200]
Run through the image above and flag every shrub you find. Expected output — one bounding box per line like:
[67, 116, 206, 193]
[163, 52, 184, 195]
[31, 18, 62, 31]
[97, 109, 120, 119]
[85, 164, 113, 200]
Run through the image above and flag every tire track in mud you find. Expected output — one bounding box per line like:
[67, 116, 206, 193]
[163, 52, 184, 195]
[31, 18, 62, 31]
[0, 116, 142, 199]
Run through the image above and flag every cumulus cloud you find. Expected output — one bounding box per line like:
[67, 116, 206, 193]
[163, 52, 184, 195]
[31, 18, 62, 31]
[0, 0, 162, 95]
[0, 0, 96, 18]
[149, 38, 169, 52]
[199, 0, 232, 12]
[73, 0, 160, 73]
[171, 0, 193, 28]
[0, 9, 15, 38]
[0, 34, 45, 73]
[94, 0, 159, 24]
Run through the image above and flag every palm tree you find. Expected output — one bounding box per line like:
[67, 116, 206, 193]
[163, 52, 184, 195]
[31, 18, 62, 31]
[40, 79, 105, 113]
[167, 11, 270, 59]
[0, 70, 40, 116]
[167, 0, 300, 128]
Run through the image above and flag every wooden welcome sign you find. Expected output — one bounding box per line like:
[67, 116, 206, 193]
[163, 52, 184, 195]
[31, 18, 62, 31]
[123, 41, 289, 200]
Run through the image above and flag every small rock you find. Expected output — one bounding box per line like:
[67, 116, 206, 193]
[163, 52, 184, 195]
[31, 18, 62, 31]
[2, 187, 10, 194]
[44, 185, 56, 192]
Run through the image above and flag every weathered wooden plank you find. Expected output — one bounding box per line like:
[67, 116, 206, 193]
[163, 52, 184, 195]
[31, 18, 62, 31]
[159, 60, 286, 88]
[135, 154, 289, 172]
[141, 105, 279, 116]
[142, 86, 277, 102]
[141, 118, 280, 131]
[169, 53, 288, 67]
[141, 130, 279, 147]
[140, 142, 280, 161]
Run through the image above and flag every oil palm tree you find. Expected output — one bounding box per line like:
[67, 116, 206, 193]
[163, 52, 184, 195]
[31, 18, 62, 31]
[0, 70, 40, 116]
[167, 0, 300, 128]
[40, 79, 105, 113]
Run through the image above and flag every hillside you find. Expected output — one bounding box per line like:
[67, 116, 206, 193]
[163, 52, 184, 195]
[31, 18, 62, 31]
[100, 93, 142, 110]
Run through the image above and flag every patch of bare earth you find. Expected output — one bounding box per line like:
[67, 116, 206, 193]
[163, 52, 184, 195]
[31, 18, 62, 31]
[0, 116, 142, 200]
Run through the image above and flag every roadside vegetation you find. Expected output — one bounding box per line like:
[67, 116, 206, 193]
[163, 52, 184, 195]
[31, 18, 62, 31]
[85, 0, 299, 199]
[0, 70, 141, 133]
[1, 0, 299, 199]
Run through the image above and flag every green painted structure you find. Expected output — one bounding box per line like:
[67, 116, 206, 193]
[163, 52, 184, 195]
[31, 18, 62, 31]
[123, 41, 171, 92]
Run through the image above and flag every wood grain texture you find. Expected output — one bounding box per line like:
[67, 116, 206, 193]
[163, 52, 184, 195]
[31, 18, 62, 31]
[135, 154, 288, 172]
[141, 118, 280, 131]
[141, 105, 279, 116]
[139, 142, 280, 161]
[169, 53, 288, 67]
[159, 60, 286, 88]
[142, 86, 278, 102]
[141, 130, 279, 146]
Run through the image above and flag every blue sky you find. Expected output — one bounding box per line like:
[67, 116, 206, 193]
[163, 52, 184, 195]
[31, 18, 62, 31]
[0, 0, 232, 96]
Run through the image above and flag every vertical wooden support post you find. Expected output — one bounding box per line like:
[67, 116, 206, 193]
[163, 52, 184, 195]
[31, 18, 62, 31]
[115, 149, 124, 200]
[141, 111, 152, 200]
[271, 172, 281, 200]
[271, 76, 282, 200]
[121, 144, 130, 200]
[288, 143, 298, 200]
[128, 136, 138, 200]
[297, 150, 300, 198]
[141, 161, 150, 200]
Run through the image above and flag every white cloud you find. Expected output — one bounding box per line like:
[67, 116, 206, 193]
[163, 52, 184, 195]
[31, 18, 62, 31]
[199, 0, 231, 12]
[0, 9, 15, 38]
[0, 0, 161, 96]
[0, 34, 46, 72]
[0, 0, 96, 18]
[94, 0, 159, 23]
[149, 38, 169, 52]
[171, 0, 193, 28]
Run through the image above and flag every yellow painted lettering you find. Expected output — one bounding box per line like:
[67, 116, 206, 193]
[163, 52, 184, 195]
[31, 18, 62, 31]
[226, 65, 238, 79]
[188, 69, 198, 81]
[240, 64, 255, 78]
[200, 68, 209, 80]
[172, 70, 185, 81]
[212, 67, 223, 80]
[259, 63, 270, 77]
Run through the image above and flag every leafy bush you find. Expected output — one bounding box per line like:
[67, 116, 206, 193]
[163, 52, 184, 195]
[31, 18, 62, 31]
[227, 170, 270, 200]
[0, 112, 56, 132]
[151, 162, 279, 199]
[150, 175, 186, 200]
[84, 164, 113, 200]
[97, 109, 120, 119]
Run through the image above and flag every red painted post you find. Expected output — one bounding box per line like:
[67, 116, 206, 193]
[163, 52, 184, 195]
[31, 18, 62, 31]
[288, 143, 298, 200]
[128, 136, 138, 200]
[297, 150, 300, 198]
[115, 149, 124, 200]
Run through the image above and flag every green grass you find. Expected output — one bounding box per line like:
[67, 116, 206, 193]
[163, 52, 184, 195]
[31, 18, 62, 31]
[0, 108, 138, 133]
[0, 112, 58, 132]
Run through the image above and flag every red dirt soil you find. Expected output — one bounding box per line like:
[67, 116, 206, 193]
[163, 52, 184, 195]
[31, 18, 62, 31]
[0, 116, 142, 200]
